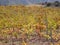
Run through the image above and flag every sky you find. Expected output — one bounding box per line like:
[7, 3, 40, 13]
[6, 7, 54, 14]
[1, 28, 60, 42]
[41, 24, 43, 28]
[0, 0, 60, 5]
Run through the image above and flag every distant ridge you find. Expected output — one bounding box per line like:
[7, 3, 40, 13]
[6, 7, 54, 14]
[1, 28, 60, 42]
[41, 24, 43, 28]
[0, 0, 60, 5]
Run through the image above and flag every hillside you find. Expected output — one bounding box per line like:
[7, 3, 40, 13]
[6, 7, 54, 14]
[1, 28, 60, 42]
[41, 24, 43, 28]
[0, 6, 60, 45]
[0, 6, 60, 28]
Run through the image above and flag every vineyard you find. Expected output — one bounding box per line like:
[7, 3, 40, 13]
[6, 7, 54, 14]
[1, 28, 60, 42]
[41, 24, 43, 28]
[0, 6, 60, 45]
